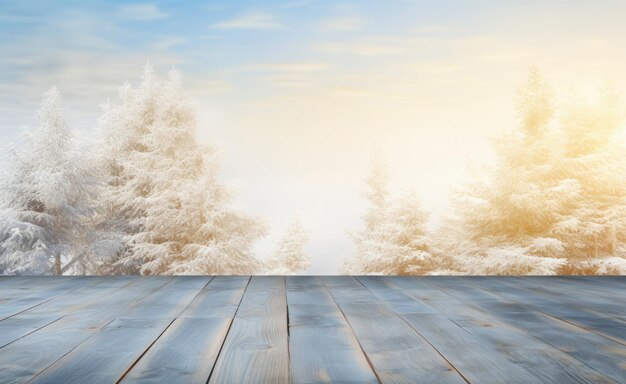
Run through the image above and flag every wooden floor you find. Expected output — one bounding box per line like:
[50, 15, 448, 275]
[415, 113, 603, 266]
[0, 276, 623, 384]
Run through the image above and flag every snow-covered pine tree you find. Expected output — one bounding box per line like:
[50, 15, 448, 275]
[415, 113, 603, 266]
[342, 154, 390, 274]
[0, 88, 99, 275]
[266, 215, 310, 275]
[443, 68, 568, 274]
[445, 68, 626, 274]
[343, 155, 435, 274]
[382, 191, 436, 274]
[97, 64, 267, 275]
[551, 87, 626, 273]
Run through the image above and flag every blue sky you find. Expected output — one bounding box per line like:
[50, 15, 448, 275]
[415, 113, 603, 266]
[2, 1, 626, 272]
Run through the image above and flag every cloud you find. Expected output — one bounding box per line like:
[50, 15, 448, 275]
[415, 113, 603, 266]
[317, 15, 364, 31]
[229, 62, 328, 90]
[260, 72, 322, 89]
[0, 7, 182, 133]
[443, 36, 538, 63]
[280, 1, 313, 9]
[242, 95, 309, 108]
[579, 38, 609, 48]
[406, 61, 461, 74]
[312, 34, 437, 56]
[480, 50, 536, 63]
[188, 78, 233, 94]
[118, 3, 168, 21]
[211, 11, 283, 30]
[330, 87, 375, 98]
[243, 62, 328, 73]
[410, 25, 449, 34]
[315, 41, 407, 56]
[241, 62, 328, 89]
[153, 37, 185, 50]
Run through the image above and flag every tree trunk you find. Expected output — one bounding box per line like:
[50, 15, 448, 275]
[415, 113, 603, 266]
[54, 255, 61, 276]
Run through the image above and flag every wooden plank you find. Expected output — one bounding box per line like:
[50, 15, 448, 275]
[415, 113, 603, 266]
[524, 279, 625, 326]
[0, 277, 102, 319]
[14, 276, 135, 318]
[429, 280, 626, 382]
[120, 317, 231, 383]
[0, 276, 77, 295]
[470, 277, 626, 344]
[425, 278, 626, 384]
[0, 276, 622, 384]
[120, 276, 248, 383]
[379, 277, 618, 384]
[560, 276, 626, 292]
[355, 277, 545, 384]
[0, 277, 173, 383]
[119, 276, 210, 319]
[208, 276, 289, 384]
[510, 277, 626, 321]
[0, 277, 92, 300]
[0, 276, 23, 288]
[287, 276, 379, 384]
[30, 317, 175, 384]
[27, 277, 210, 384]
[0, 277, 137, 349]
[0, 313, 65, 348]
[180, 275, 249, 318]
[323, 276, 465, 384]
[0, 277, 51, 293]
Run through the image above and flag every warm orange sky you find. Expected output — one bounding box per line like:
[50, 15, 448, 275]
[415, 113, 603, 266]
[2, 1, 626, 272]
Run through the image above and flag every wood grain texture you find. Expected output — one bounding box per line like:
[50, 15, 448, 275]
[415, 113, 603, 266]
[0, 277, 102, 320]
[0, 277, 173, 383]
[287, 276, 379, 384]
[180, 275, 250, 319]
[120, 276, 248, 383]
[377, 277, 619, 384]
[120, 316, 232, 384]
[424, 278, 626, 383]
[323, 276, 466, 384]
[0, 313, 64, 348]
[31, 316, 175, 384]
[357, 277, 546, 384]
[28, 277, 209, 384]
[0, 276, 623, 384]
[469, 277, 626, 344]
[208, 276, 290, 384]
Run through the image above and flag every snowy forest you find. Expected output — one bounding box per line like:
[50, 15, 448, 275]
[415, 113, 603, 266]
[0, 66, 309, 276]
[1, 66, 625, 275]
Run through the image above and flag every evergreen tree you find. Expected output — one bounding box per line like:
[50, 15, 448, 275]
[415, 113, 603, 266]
[445, 69, 626, 274]
[551, 87, 626, 273]
[0, 88, 99, 275]
[97, 65, 267, 275]
[344, 155, 435, 274]
[343, 154, 390, 274]
[267, 215, 310, 275]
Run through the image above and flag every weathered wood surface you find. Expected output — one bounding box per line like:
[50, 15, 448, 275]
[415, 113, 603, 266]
[0, 276, 623, 383]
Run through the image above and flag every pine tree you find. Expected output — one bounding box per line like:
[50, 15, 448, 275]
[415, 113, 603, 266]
[551, 87, 626, 273]
[97, 65, 267, 275]
[343, 154, 389, 274]
[445, 69, 626, 274]
[383, 191, 436, 274]
[344, 155, 435, 274]
[516, 66, 554, 138]
[267, 216, 310, 275]
[0, 88, 99, 275]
